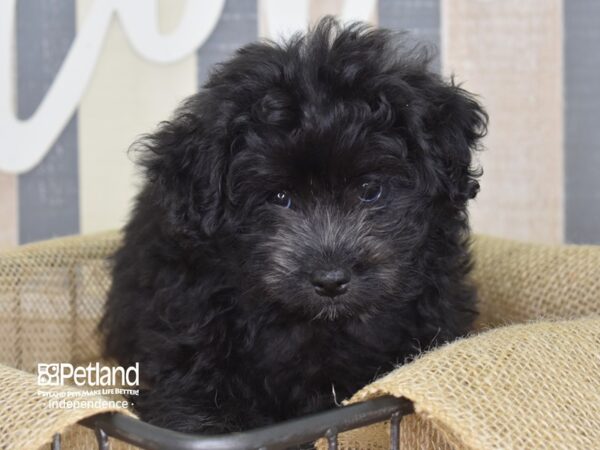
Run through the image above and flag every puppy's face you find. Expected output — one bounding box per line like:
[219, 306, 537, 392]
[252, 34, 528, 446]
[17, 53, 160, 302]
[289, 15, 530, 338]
[228, 120, 426, 320]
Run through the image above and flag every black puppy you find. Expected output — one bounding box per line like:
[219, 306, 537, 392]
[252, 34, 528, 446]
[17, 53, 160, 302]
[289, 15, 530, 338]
[101, 18, 487, 433]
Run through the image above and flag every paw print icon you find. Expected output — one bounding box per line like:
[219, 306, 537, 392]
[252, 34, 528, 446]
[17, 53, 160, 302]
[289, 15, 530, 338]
[37, 363, 60, 386]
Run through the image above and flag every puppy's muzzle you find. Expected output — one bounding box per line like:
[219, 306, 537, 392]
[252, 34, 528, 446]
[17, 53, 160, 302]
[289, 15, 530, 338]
[310, 268, 351, 297]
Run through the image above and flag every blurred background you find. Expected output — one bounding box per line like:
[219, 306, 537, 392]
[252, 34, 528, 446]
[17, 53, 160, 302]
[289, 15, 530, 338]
[0, 0, 598, 249]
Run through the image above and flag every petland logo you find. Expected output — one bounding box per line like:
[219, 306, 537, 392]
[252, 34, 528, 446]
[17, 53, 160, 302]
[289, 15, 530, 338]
[37, 362, 139, 387]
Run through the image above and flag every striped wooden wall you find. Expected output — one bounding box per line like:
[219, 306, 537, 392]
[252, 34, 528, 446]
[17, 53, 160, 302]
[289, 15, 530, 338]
[0, 0, 598, 248]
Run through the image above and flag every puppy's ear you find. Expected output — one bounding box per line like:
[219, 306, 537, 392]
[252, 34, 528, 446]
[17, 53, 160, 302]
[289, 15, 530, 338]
[424, 81, 488, 204]
[136, 102, 226, 237]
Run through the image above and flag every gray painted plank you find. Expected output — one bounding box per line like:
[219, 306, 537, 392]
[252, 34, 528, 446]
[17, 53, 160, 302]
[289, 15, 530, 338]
[197, 0, 258, 86]
[17, 0, 79, 244]
[565, 0, 600, 244]
[378, 0, 441, 72]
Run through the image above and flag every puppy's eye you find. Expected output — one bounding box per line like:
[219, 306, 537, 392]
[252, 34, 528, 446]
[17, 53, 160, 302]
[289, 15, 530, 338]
[269, 191, 292, 208]
[358, 181, 382, 203]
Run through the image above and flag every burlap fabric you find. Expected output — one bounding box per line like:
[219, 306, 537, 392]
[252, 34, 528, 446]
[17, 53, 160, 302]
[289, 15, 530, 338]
[0, 232, 598, 449]
[0, 231, 136, 450]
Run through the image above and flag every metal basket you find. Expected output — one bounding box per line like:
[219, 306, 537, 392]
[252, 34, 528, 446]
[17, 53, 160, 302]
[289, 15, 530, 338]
[51, 396, 413, 450]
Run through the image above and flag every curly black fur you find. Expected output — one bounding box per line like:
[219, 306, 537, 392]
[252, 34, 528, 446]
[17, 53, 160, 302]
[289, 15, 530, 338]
[101, 18, 487, 433]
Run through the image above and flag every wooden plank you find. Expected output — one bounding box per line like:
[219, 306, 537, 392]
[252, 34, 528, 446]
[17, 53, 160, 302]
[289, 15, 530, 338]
[16, 0, 79, 244]
[565, 0, 600, 244]
[0, 174, 17, 249]
[77, 0, 198, 234]
[197, 0, 258, 86]
[443, 0, 564, 243]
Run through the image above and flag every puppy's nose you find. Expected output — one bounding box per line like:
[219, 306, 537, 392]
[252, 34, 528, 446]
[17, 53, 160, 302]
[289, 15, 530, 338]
[310, 269, 351, 297]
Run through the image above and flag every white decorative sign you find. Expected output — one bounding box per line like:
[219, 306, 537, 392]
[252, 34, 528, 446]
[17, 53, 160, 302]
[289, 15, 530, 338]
[0, 0, 375, 174]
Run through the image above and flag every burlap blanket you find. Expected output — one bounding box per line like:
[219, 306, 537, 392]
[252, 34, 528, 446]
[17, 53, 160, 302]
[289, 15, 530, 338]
[0, 231, 598, 449]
